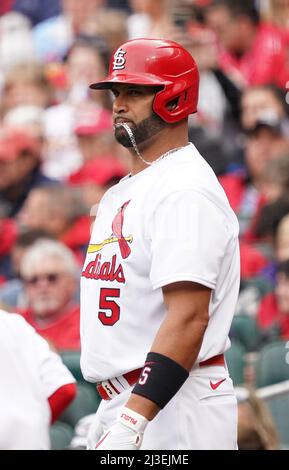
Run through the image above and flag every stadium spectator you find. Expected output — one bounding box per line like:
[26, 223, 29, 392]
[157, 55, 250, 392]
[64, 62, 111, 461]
[73, 104, 113, 159]
[0, 309, 76, 449]
[107, 0, 130, 12]
[1, 63, 52, 117]
[262, 0, 289, 37]
[18, 239, 80, 351]
[275, 213, 289, 264]
[257, 259, 289, 342]
[0, 12, 35, 75]
[0, 229, 53, 307]
[219, 113, 289, 238]
[259, 153, 289, 204]
[236, 201, 289, 319]
[170, 29, 238, 175]
[184, 26, 227, 135]
[4, 105, 45, 142]
[13, 0, 61, 26]
[43, 36, 109, 179]
[240, 84, 288, 132]
[236, 386, 279, 450]
[128, 0, 176, 40]
[32, 0, 105, 62]
[18, 186, 90, 261]
[0, 217, 18, 285]
[81, 8, 129, 55]
[255, 198, 289, 293]
[68, 103, 127, 190]
[0, 1, 13, 16]
[0, 126, 57, 218]
[204, 0, 289, 88]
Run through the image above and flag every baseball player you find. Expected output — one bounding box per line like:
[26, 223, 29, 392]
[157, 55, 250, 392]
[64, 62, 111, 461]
[80, 38, 240, 450]
[0, 310, 76, 449]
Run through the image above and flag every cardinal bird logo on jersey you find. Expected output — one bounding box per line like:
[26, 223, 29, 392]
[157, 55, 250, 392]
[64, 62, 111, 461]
[111, 200, 131, 259]
[87, 200, 133, 259]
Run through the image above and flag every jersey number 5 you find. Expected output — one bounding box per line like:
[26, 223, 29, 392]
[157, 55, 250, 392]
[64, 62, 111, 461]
[98, 288, 120, 326]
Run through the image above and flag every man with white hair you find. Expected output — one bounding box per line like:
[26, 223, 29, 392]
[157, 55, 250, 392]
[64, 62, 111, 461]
[18, 238, 81, 351]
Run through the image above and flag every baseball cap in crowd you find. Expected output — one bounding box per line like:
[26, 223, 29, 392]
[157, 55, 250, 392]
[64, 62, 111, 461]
[3, 105, 44, 128]
[69, 155, 127, 186]
[247, 110, 289, 137]
[74, 106, 112, 136]
[0, 126, 39, 161]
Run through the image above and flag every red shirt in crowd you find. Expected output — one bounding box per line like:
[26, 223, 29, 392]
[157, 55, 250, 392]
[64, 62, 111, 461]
[219, 23, 289, 88]
[60, 215, 91, 265]
[219, 173, 269, 279]
[0, 0, 13, 15]
[19, 305, 80, 351]
[257, 292, 289, 338]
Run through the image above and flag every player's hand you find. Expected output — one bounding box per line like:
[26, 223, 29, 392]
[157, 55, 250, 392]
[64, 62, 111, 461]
[93, 407, 149, 450]
[87, 414, 105, 450]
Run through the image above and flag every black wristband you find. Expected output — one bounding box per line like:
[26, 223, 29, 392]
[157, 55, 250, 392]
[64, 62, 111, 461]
[132, 352, 189, 409]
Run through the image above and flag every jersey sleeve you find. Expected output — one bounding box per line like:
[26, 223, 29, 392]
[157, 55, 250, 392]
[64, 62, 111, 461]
[13, 315, 76, 398]
[149, 190, 233, 290]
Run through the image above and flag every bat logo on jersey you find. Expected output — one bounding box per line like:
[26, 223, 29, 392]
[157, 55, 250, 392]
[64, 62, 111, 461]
[82, 201, 132, 284]
[87, 200, 132, 259]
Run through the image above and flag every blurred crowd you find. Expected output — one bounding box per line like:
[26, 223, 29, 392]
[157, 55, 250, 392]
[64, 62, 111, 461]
[1, 0, 289, 450]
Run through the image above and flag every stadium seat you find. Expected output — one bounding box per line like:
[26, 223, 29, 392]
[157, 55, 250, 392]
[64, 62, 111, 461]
[256, 341, 289, 388]
[264, 391, 289, 447]
[59, 383, 101, 428]
[241, 276, 273, 298]
[225, 341, 245, 385]
[60, 350, 84, 382]
[49, 422, 74, 450]
[230, 315, 261, 351]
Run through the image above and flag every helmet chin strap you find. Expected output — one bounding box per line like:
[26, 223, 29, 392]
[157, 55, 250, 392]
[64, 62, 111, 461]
[115, 122, 184, 167]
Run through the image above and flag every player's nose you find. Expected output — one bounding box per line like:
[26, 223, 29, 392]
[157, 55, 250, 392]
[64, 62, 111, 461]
[113, 95, 129, 114]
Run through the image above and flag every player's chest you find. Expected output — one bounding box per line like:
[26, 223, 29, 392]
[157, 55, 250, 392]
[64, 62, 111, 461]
[83, 194, 151, 280]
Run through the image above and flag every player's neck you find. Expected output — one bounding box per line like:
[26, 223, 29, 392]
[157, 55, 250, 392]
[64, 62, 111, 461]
[129, 126, 188, 175]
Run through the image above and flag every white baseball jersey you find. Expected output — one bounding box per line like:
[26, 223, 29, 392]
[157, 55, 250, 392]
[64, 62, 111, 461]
[0, 311, 75, 450]
[80, 143, 240, 382]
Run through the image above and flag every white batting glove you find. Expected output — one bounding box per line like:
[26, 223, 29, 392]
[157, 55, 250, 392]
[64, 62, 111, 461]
[87, 414, 105, 450]
[94, 407, 149, 450]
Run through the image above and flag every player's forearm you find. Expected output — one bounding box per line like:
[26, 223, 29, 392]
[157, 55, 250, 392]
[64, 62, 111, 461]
[150, 313, 209, 371]
[125, 312, 209, 421]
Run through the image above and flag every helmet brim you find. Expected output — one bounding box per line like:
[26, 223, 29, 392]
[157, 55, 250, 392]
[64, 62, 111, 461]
[90, 72, 168, 90]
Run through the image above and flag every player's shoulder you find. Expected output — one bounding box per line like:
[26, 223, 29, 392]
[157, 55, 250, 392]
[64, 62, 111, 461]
[0, 309, 36, 336]
[0, 309, 24, 325]
[152, 144, 238, 224]
[154, 143, 225, 197]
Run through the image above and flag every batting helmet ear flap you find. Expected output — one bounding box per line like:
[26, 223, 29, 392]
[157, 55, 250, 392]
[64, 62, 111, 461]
[153, 74, 199, 123]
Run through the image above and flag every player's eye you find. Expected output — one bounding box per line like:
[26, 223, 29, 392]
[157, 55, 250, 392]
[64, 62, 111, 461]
[128, 89, 141, 96]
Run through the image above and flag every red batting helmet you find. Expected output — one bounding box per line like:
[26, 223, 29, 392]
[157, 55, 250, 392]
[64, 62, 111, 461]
[90, 38, 199, 124]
